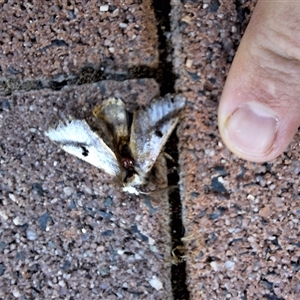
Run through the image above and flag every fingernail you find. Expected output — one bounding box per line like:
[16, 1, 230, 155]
[224, 102, 278, 156]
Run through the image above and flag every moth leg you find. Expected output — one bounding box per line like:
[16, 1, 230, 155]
[163, 152, 176, 163]
[162, 152, 178, 175]
[171, 245, 187, 265]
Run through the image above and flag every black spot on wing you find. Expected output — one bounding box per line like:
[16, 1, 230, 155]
[81, 146, 89, 157]
[57, 140, 90, 157]
[155, 129, 163, 138]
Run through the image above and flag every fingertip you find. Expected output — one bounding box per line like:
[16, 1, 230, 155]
[219, 101, 277, 161]
[218, 98, 298, 163]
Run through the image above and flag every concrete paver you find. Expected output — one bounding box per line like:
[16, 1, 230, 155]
[171, 0, 300, 299]
[1, 1, 300, 299]
[0, 79, 174, 299]
[0, 0, 158, 95]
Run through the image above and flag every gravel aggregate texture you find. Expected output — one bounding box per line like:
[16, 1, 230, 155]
[0, 0, 158, 95]
[171, 0, 300, 299]
[1, 0, 299, 299]
[0, 79, 173, 299]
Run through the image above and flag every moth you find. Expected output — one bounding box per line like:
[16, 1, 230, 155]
[45, 94, 185, 194]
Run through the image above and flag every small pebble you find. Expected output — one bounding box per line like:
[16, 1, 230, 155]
[58, 280, 66, 287]
[8, 193, 17, 202]
[181, 15, 192, 24]
[83, 186, 92, 194]
[0, 211, 8, 221]
[119, 23, 127, 29]
[39, 212, 52, 231]
[26, 228, 38, 241]
[259, 206, 272, 218]
[210, 261, 220, 271]
[100, 5, 109, 12]
[12, 287, 21, 297]
[186, 59, 193, 68]
[0, 263, 5, 276]
[149, 276, 163, 290]
[63, 186, 74, 196]
[247, 194, 255, 201]
[13, 216, 24, 226]
[1, 99, 11, 111]
[224, 261, 235, 270]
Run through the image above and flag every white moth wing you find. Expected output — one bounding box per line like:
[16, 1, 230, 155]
[45, 119, 121, 177]
[129, 94, 185, 176]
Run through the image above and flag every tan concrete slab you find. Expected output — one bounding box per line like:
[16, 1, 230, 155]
[0, 1, 158, 95]
[0, 79, 174, 299]
[171, 0, 300, 299]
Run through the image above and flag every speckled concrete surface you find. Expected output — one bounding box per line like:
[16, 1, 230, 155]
[0, 80, 173, 299]
[0, 0, 158, 95]
[1, 0, 299, 299]
[172, 0, 300, 299]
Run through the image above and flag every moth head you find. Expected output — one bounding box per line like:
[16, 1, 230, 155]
[121, 157, 135, 170]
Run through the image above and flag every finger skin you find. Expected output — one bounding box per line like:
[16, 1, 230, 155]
[218, 0, 300, 162]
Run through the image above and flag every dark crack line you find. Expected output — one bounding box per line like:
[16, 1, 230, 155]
[165, 130, 190, 300]
[152, 1, 190, 299]
[152, 0, 176, 96]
